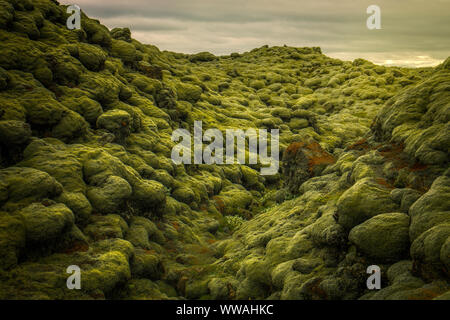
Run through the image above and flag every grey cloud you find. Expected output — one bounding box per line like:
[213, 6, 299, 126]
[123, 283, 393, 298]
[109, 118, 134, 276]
[60, 0, 450, 66]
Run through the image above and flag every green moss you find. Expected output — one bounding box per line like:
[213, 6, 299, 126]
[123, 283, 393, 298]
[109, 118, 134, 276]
[84, 214, 128, 241]
[0, 120, 31, 145]
[0, 0, 447, 300]
[59, 94, 103, 125]
[349, 213, 410, 262]
[19, 202, 74, 243]
[12, 11, 40, 40]
[82, 18, 112, 48]
[56, 192, 91, 226]
[111, 39, 136, 64]
[175, 82, 202, 103]
[337, 178, 399, 230]
[189, 52, 216, 63]
[0, 167, 63, 212]
[86, 175, 132, 215]
[110, 27, 132, 42]
[411, 223, 450, 279]
[131, 249, 164, 279]
[75, 43, 107, 71]
[0, 211, 25, 269]
[0, 1, 14, 29]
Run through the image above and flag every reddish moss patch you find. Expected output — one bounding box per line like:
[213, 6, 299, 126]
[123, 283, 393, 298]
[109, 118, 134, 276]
[285, 141, 306, 156]
[410, 162, 428, 172]
[347, 138, 369, 151]
[375, 177, 394, 189]
[213, 196, 225, 214]
[171, 221, 180, 231]
[282, 140, 336, 194]
[407, 288, 441, 300]
[61, 241, 89, 254]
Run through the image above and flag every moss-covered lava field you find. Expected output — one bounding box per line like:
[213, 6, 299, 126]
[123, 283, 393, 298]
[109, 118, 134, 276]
[0, 0, 449, 300]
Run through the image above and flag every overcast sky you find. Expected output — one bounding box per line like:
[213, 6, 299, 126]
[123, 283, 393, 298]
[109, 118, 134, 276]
[61, 0, 450, 67]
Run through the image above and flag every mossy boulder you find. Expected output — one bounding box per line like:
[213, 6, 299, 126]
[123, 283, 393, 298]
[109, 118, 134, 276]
[175, 82, 202, 103]
[82, 250, 132, 295]
[125, 216, 165, 249]
[78, 73, 121, 104]
[390, 188, 422, 213]
[372, 67, 450, 166]
[0, 167, 62, 212]
[56, 192, 91, 226]
[110, 27, 132, 42]
[214, 187, 254, 217]
[337, 177, 399, 230]
[119, 279, 169, 300]
[130, 180, 167, 216]
[19, 203, 74, 244]
[282, 139, 335, 194]
[96, 110, 132, 143]
[189, 52, 216, 63]
[0, 120, 31, 146]
[289, 118, 309, 130]
[410, 223, 450, 279]
[349, 213, 410, 262]
[22, 95, 66, 127]
[59, 95, 103, 125]
[82, 18, 112, 48]
[241, 165, 265, 191]
[76, 43, 107, 71]
[409, 176, 450, 241]
[86, 175, 132, 215]
[130, 249, 164, 279]
[20, 140, 86, 194]
[51, 110, 89, 142]
[111, 39, 136, 64]
[84, 214, 128, 241]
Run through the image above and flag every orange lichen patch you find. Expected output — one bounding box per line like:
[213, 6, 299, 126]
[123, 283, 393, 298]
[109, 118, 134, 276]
[171, 221, 180, 231]
[407, 288, 441, 300]
[285, 141, 306, 156]
[303, 277, 327, 300]
[121, 121, 128, 127]
[177, 276, 189, 296]
[307, 150, 335, 173]
[89, 291, 106, 300]
[213, 196, 225, 214]
[145, 249, 157, 255]
[375, 177, 394, 189]
[284, 141, 335, 172]
[379, 143, 406, 161]
[62, 241, 89, 254]
[164, 240, 179, 254]
[227, 283, 236, 299]
[347, 138, 369, 151]
[410, 162, 428, 172]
